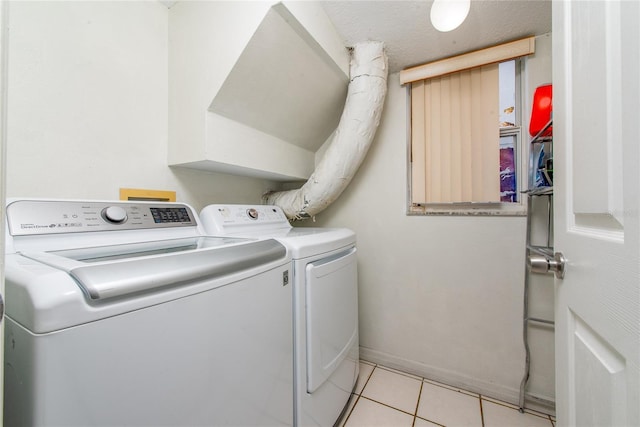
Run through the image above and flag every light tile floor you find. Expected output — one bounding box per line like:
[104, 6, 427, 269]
[338, 361, 555, 427]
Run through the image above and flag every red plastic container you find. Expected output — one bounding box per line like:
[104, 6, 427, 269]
[529, 84, 552, 137]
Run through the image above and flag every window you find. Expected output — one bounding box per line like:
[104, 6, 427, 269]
[498, 60, 519, 203]
[401, 38, 535, 215]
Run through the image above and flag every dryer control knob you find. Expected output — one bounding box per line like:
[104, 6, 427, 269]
[247, 208, 259, 220]
[103, 206, 128, 224]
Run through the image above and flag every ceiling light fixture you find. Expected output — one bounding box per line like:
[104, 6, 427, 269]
[430, 0, 471, 32]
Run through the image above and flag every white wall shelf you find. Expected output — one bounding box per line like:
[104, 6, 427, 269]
[168, 1, 349, 181]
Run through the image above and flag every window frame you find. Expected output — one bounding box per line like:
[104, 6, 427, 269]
[406, 58, 527, 217]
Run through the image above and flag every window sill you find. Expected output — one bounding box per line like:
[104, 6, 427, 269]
[408, 203, 527, 217]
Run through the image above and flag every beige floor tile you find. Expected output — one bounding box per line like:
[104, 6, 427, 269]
[481, 395, 520, 410]
[413, 416, 442, 427]
[336, 394, 359, 427]
[344, 397, 414, 427]
[482, 400, 553, 427]
[355, 362, 375, 394]
[417, 381, 482, 427]
[361, 367, 422, 414]
[349, 363, 554, 427]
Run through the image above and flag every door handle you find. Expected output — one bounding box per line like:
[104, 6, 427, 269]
[0, 292, 3, 323]
[528, 252, 566, 279]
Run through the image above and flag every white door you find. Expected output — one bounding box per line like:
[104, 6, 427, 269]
[552, 1, 639, 426]
[0, 1, 8, 423]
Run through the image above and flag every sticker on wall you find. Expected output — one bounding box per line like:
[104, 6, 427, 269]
[119, 188, 176, 202]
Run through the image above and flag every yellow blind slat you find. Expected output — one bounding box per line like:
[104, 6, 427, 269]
[460, 70, 472, 201]
[480, 64, 500, 202]
[410, 81, 426, 204]
[470, 67, 484, 202]
[429, 79, 442, 202]
[449, 74, 462, 202]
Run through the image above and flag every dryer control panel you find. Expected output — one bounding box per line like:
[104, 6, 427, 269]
[6, 200, 198, 236]
[200, 204, 291, 234]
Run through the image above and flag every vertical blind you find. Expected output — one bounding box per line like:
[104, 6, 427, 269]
[410, 64, 499, 204]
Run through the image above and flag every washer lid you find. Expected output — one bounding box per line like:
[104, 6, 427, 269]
[20, 237, 287, 300]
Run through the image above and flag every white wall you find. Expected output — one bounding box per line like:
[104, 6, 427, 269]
[307, 34, 554, 406]
[4, 0, 554, 407]
[6, 1, 273, 211]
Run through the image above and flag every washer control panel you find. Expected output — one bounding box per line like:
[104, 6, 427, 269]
[6, 200, 198, 236]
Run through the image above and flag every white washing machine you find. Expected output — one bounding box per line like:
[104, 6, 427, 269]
[4, 199, 294, 426]
[200, 204, 359, 427]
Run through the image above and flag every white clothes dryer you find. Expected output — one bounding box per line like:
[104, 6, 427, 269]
[200, 204, 359, 427]
[4, 199, 294, 426]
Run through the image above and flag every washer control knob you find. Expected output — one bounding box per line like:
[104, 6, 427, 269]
[103, 206, 128, 224]
[247, 208, 259, 220]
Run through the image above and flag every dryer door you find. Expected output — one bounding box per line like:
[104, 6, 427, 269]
[305, 248, 358, 393]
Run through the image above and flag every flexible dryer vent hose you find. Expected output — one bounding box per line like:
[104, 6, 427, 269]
[263, 41, 388, 220]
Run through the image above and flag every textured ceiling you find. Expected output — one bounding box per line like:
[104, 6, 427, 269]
[320, 0, 552, 73]
[160, 1, 552, 74]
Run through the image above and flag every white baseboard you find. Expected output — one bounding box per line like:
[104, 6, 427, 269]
[359, 346, 555, 415]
